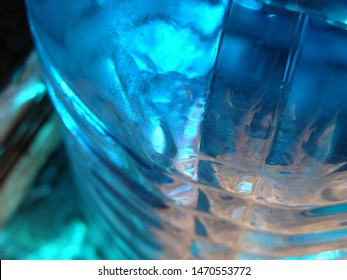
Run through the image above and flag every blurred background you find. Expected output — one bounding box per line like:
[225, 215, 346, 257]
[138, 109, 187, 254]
[0, 0, 98, 259]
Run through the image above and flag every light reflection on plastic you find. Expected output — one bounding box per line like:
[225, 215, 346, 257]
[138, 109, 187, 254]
[50, 65, 110, 139]
[236, 0, 263, 10]
[283, 250, 345, 260]
[236, 181, 253, 194]
[151, 117, 166, 154]
[15, 82, 46, 106]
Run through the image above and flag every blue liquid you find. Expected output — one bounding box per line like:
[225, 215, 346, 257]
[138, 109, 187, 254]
[26, 0, 347, 259]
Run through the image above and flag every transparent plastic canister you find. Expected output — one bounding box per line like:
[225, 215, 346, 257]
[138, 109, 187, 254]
[26, 0, 347, 259]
